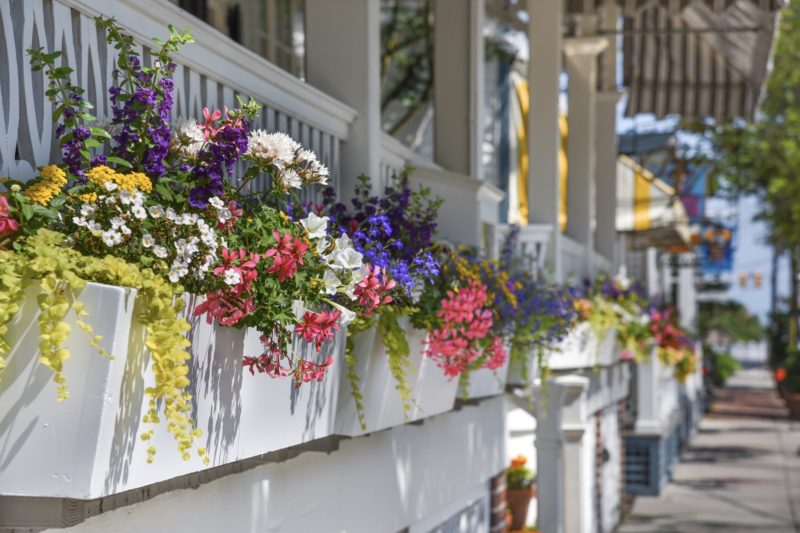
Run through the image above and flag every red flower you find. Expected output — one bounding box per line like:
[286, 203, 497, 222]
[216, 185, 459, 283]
[265, 230, 308, 282]
[295, 309, 341, 351]
[200, 107, 222, 139]
[213, 247, 260, 294]
[0, 195, 19, 236]
[353, 264, 396, 313]
[194, 290, 255, 327]
[775, 368, 787, 383]
[296, 356, 334, 385]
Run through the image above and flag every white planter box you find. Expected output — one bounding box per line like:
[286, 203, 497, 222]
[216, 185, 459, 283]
[548, 323, 618, 370]
[0, 283, 343, 499]
[335, 317, 458, 436]
[464, 350, 511, 399]
[506, 349, 542, 387]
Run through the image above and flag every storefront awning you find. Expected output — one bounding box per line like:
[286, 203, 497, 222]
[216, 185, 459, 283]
[616, 155, 691, 249]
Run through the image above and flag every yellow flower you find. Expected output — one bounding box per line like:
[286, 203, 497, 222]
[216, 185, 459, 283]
[24, 180, 62, 206]
[87, 165, 117, 188]
[78, 192, 98, 203]
[40, 165, 67, 187]
[122, 172, 153, 193]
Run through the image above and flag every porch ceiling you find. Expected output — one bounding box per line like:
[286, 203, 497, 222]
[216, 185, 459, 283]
[487, 0, 784, 121]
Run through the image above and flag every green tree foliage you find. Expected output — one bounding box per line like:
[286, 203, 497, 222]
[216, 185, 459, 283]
[700, 4, 800, 350]
[698, 300, 763, 349]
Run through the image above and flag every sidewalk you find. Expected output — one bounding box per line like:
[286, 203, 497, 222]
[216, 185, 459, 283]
[618, 367, 800, 533]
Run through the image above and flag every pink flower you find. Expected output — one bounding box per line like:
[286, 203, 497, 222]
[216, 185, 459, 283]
[213, 247, 260, 294]
[200, 107, 222, 139]
[424, 281, 501, 378]
[194, 290, 255, 327]
[265, 230, 308, 282]
[295, 309, 341, 351]
[217, 200, 243, 231]
[296, 356, 334, 385]
[0, 195, 19, 236]
[484, 336, 508, 370]
[353, 264, 396, 314]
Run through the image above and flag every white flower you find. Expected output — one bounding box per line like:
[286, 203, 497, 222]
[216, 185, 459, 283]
[133, 191, 146, 206]
[80, 204, 96, 217]
[101, 229, 123, 247]
[338, 306, 356, 326]
[316, 237, 331, 257]
[131, 205, 147, 220]
[246, 130, 300, 167]
[322, 269, 342, 295]
[142, 233, 155, 248]
[104, 181, 118, 192]
[218, 208, 232, 223]
[119, 190, 133, 205]
[119, 224, 131, 236]
[208, 196, 225, 210]
[88, 221, 102, 234]
[223, 268, 242, 286]
[72, 216, 86, 227]
[104, 195, 116, 206]
[281, 169, 302, 189]
[300, 212, 328, 240]
[181, 213, 198, 225]
[110, 216, 126, 229]
[315, 164, 330, 185]
[172, 118, 205, 159]
[297, 149, 318, 165]
[331, 247, 363, 271]
[334, 233, 353, 252]
[148, 205, 165, 218]
[153, 245, 168, 259]
[166, 208, 178, 221]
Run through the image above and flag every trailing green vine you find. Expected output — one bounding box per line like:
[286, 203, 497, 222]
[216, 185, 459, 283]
[0, 229, 208, 464]
[343, 316, 374, 430]
[378, 310, 415, 420]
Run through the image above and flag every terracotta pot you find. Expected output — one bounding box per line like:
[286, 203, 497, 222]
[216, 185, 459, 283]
[785, 393, 800, 419]
[507, 486, 534, 530]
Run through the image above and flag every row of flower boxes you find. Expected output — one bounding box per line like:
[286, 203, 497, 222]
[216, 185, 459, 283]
[0, 283, 618, 500]
[0, 282, 511, 500]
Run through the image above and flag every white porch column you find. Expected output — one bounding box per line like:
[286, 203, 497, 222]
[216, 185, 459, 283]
[635, 350, 663, 434]
[563, 37, 607, 277]
[595, 90, 623, 269]
[559, 375, 593, 533]
[305, 0, 381, 193]
[535, 380, 567, 533]
[433, 0, 484, 178]
[678, 254, 698, 329]
[527, 0, 564, 280]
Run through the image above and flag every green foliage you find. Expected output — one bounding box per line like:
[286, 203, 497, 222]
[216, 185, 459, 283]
[378, 309, 415, 419]
[507, 463, 535, 489]
[707, 348, 741, 387]
[698, 300, 763, 348]
[0, 229, 207, 465]
[343, 316, 376, 430]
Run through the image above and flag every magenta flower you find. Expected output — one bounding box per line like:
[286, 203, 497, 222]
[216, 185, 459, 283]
[0, 195, 19, 236]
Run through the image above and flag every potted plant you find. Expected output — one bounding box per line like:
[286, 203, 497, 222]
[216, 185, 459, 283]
[506, 455, 536, 530]
[778, 354, 800, 418]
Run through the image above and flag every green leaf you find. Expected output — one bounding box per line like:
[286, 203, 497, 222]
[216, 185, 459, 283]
[106, 156, 132, 169]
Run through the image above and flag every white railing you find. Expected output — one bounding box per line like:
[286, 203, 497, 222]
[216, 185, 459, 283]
[560, 234, 586, 282]
[494, 223, 552, 271]
[379, 132, 416, 187]
[1, 0, 357, 187]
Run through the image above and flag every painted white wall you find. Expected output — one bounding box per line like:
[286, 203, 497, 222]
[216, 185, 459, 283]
[42, 398, 505, 533]
[599, 405, 621, 532]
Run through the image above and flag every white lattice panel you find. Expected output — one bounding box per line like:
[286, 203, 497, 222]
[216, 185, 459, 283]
[1, 0, 344, 192]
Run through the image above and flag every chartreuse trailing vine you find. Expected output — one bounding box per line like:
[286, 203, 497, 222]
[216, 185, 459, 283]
[0, 229, 208, 465]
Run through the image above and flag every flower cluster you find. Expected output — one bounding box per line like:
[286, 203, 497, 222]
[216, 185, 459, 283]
[23, 165, 67, 206]
[0, 196, 19, 237]
[649, 307, 698, 381]
[425, 281, 507, 378]
[244, 131, 329, 190]
[321, 171, 441, 304]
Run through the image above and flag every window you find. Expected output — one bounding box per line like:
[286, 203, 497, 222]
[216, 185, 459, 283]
[172, 0, 306, 78]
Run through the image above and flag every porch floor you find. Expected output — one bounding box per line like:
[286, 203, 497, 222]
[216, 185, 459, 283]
[619, 367, 800, 533]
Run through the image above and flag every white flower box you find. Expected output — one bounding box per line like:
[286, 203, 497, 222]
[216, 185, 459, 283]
[0, 283, 343, 499]
[548, 322, 618, 370]
[463, 350, 511, 399]
[335, 317, 458, 436]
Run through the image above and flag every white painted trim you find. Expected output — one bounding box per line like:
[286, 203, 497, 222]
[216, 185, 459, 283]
[58, 0, 357, 138]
